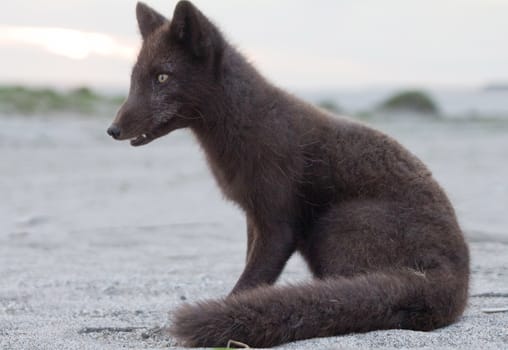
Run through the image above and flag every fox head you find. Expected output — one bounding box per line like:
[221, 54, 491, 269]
[107, 1, 225, 146]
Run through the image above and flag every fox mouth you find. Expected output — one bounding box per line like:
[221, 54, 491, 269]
[130, 133, 156, 146]
[108, 119, 176, 147]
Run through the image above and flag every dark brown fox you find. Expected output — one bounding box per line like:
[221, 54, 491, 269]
[107, 1, 470, 347]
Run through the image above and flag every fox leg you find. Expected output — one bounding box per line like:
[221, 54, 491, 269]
[231, 220, 295, 295]
[298, 199, 469, 313]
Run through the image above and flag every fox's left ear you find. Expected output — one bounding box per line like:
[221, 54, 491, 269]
[136, 2, 167, 40]
[169, 1, 216, 59]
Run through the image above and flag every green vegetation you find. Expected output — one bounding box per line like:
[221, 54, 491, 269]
[0, 85, 125, 116]
[378, 90, 439, 115]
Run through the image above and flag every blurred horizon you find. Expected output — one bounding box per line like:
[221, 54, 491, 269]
[1, 0, 508, 91]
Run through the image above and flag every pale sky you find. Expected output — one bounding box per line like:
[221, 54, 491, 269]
[1, 0, 507, 90]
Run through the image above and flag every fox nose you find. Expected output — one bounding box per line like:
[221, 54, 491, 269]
[107, 125, 121, 139]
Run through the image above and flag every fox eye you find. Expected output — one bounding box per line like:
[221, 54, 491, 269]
[157, 73, 169, 84]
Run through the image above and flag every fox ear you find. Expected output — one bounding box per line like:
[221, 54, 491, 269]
[136, 2, 167, 39]
[169, 1, 211, 58]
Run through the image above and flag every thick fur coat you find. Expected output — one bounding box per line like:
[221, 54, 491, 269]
[107, 1, 470, 347]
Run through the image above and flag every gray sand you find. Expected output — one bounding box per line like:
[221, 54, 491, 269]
[1, 115, 507, 349]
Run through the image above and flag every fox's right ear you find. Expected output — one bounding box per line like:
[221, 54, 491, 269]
[136, 2, 167, 39]
[169, 1, 212, 59]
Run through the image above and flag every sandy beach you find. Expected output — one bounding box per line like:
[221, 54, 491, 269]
[1, 115, 507, 349]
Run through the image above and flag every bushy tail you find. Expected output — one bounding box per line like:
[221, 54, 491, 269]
[169, 268, 467, 348]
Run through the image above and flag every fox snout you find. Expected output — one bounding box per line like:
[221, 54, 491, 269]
[107, 125, 121, 139]
[107, 101, 162, 147]
[107, 102, 127, 139]
[107, 100, 138, 141]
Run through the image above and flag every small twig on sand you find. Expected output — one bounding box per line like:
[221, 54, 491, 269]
[472, 292, 508, 298]
[227, 339, 251, 348]
[78, 326, 146, 334]
[481, 307, 508, 314]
